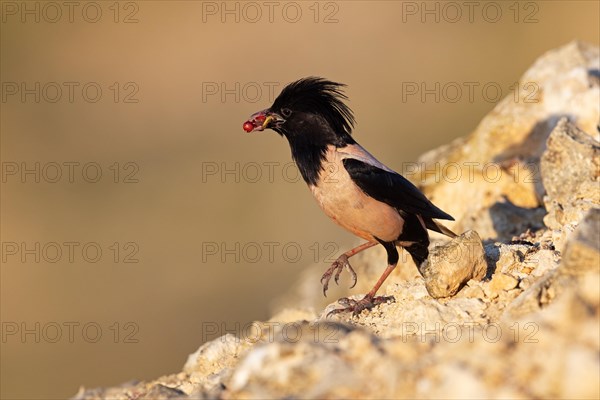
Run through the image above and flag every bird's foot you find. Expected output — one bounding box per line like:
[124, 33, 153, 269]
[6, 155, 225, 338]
[320, 254, 358, 297]
[327, 294, 395, 317]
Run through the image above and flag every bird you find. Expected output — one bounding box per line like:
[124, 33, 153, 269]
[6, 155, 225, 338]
[242, 77, 456, 315]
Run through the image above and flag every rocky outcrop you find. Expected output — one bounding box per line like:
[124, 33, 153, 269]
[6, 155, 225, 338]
[416, 41, 599, 242]
[74, 41, 600, 400]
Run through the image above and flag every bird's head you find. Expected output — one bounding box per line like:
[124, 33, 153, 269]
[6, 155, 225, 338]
[243, 77, 356, 147]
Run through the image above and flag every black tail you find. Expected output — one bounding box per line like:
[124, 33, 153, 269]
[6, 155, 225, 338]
[424, 217, 457, 238]
[396, 211, 431, 273]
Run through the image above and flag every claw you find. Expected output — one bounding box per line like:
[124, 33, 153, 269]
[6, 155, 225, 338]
[326, 295, 395, 318]
[326, 308, 346, 318]
[334, 268, 341, 285]
[320, 254, 357, 297]
[347, 264, 358, 289]
[320, 275, 330, 297]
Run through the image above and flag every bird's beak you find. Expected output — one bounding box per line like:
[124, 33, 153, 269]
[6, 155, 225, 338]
[242, 109, 284, 133]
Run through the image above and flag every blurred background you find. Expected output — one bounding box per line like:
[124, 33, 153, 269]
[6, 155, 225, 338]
[1, 1, 598, 398]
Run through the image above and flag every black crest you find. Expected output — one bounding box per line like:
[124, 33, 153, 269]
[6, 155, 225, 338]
[271, 77, 355, 138]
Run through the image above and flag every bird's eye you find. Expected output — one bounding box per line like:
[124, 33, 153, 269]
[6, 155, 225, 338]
[281, 108, 292, 118]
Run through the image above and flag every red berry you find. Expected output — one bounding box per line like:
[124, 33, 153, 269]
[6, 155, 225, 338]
[243, 121, 254, 132]
[255, 114, 266, 122]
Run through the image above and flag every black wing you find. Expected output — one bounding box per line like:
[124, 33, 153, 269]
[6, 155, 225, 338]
[343, 158, 454, 221]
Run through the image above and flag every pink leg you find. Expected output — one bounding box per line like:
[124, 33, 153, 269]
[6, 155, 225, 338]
[320, 241, 378, 297]
[328, 262, 397, 317]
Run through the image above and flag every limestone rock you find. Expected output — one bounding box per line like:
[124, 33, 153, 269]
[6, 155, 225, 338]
[227, 322, 403, 399]
[421, 230, 486, 298]
[561, 208, 600, 275]
[541, 119, 600, 216]
[183, 334, 246, 377]
[541, 119, 600, 249]
[489, 273, 519, 294]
